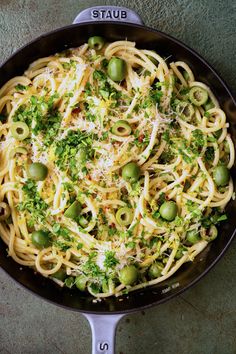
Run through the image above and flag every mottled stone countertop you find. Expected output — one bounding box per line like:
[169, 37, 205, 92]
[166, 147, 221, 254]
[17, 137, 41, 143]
[0, 1, 235, 353]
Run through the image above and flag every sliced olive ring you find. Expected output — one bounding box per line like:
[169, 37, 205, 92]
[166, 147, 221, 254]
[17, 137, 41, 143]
[88, 36, 105, 50]
[176, 101, 195, 121]
[200, 225, 218, 242]
[189, 86, 208, 106]
[111, 120, 132, 136]
[10, 122, 30, 140]
[116, 207, 134, 226]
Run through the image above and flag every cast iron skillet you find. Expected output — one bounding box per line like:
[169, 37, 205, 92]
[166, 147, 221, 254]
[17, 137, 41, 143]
[0, 6, 236, 354]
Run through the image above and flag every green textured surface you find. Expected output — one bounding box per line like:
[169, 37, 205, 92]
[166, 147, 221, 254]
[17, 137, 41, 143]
[0, 1, 236, 353]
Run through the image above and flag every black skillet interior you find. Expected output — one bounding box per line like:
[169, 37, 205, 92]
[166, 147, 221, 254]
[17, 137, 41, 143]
[0, 22, 236, 314]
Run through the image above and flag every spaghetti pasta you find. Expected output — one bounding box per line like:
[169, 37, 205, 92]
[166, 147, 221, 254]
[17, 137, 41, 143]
[0, 38, 234, 298]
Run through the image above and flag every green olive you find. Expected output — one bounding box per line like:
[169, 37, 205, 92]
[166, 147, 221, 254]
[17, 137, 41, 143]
[201, 225, 218, 242]
[10, 122, 30, 140]
[64, 201, 81, 219]
[52, 269, 66, 281]
[122, 162, 140, 183]
[189, 86, 208, 106]
[159, 201, 177, 221]
[176, 101, 195, 121]
[116, 207, 133, 226]
[119, 265, 138, 285]
[213, 129, 222, 139]
[9, 146, 27, 159]
[148, 262, 164, 279]
[0, 202, 11, 221]
[186, 230, 200, 244]
[31, 230, 51, 249]
[107, 57, 126, 82]
[77, 148, 87, 164]
[175, 249, 184, 260]
[213, 165, 230, 187]
[111, 120, 132, 136]
[65, 276, 75, 288]
[88, 36, 105, 50]
[75, 275, 87, 291]
[28, 162, 48, 181]
[78, 215, 89, 228]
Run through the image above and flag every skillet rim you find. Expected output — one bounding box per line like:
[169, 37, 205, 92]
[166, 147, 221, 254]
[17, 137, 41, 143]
[0, 20, 235, 314]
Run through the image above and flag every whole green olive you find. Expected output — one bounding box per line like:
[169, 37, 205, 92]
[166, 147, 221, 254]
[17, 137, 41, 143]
[28, 162, 48, 181]
[122, 162, 140, 183]
[148, 262, 164, 279]
[159, 201, 177, 221]
[175, 249, 184, 260]
[75, 275, 87, 291]
[213, 165, 230, 187]
[186, 230, 200, 244]
[107, 57, 126, 82]
[119, 265, 138, 285]
[31, 230, 51, 249]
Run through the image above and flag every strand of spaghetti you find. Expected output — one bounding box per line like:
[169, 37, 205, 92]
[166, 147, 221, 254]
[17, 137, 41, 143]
[161, 238, 179, 275]
[63, 220, 99, 248]
[152, 155, 182, 171]
[123, 92, 139, 118]
[0, 77, 31, 98]
[141, 141, 166, 170]
[0, 95, 14, 111]
[173, 61, 195, 82]
[154, 171, 189, 199]
[137, 121, 159, 165]
[61, 65, 91, 125]
[226, 135, 235, 168]
[84, 180, 118, 193]
[104, 40, 136, 58]
[143, 171, 150, 201]
[170, 62, 188, 87]
[100, 200, 127, 207]
[35, 248, 62, 275]
[209, 179, 234, 207]
[141, 50, 169, 74]
[8, 225, 35, 266]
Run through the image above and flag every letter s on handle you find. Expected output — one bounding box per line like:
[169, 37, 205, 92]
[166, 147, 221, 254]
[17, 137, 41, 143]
[73, 6, 143, 25]
[84, 313, 124, 354]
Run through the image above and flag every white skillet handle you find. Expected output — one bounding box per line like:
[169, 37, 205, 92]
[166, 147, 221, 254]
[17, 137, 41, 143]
[84, 313, 124, 354]
[73, 6, 143, 25]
